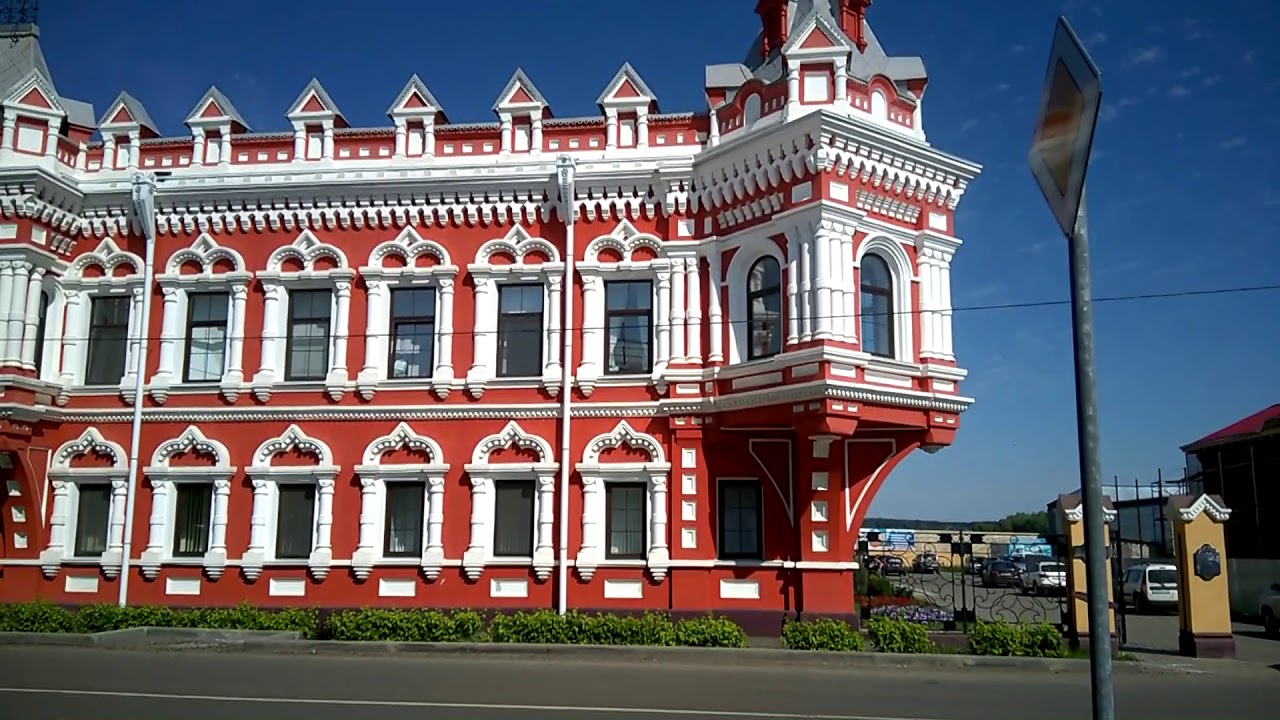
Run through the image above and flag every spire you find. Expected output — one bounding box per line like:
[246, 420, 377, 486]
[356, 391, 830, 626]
[755, 0, 789, 60]
[838, 0, 872, 53]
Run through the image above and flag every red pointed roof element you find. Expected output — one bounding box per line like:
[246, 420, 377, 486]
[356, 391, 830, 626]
[109, 105, 134, 124]
[386, 75, 448, 122]
[492, 69, 550, 115]
[507, 86, 534, 104]
[799, 23, 838, 49]
[1182, 404, 1280, 452]
[300, 94, 326, 113]
[613, 79, 642, 99]
[199, 100, 225, 119]
[184, 86, 251, 132]
[286, 78, 348, 127]
[401, 92, 428, 109]
[596, 63, 659, 112]
[840, 0, 873, 53]
[16, 86, 53, 109]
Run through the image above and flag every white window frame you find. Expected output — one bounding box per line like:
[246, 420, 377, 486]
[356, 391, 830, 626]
[465, 226, 565, 398]
[855, 235, 916, 363]
[725, 239, 787, 365]
[802, 70, 830, 104]
[356, 227, 458, 401]
[242, 424, 339, 582]
[151, 234, 252, 403]
[462, 420, 558, 582]
[251, 230, 355, 402]
[39, 428, 128, 579]
[575, 420, 670, 582]
[352, 421, 449, 580]
[139, 425, 235, 580]
[577, 220, 695, 396]
[57, 238, 146, 402]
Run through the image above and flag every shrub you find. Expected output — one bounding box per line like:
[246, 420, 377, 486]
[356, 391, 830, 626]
[0, 600, 77, 633]
[0, 601, 319, 638]
[866, 616, 934, 654]
[484, 610, 679, 646]
[781, 618, 863, 652]
[968, 621, 1065, 658]
[327, 608, 483, 642]
[674, 613, 747, 648]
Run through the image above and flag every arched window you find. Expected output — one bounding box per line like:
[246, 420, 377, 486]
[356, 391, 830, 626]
[746, 257, 782, 360]
[870, 90, 888, 121]
[860, 254, 894, 358]
[743, 94, 762, 128]
[33, 290, 50, 377]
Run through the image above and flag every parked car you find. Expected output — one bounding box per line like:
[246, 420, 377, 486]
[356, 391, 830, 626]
[1020, 561, 1066, 595]
[912, 552, 939, 574]
[1259, 582, 1280, 637]
[1121, 563, 1179, 613]
[965, 557, 986, 575]
[872, 555, 908, 576]
[981, 559, 1021, 588]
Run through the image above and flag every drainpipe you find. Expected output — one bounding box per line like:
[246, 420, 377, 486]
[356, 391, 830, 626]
[119, 171, 161, 606]
[555, 154, 577, 615]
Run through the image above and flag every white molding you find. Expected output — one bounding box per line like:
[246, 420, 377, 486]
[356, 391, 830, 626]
[356, 227, 458, 401]
[242, 424, 340, 582]
[462, 421, 558, 581]
[40, 428, 128, 579]
[1061, 503, 1118, 524]
[352, 422, 450, 581]
[1176, 494, 1232, 523]
[576, 421, 671, 582]
[253, 230, 356, 402]
[140, 426, 237, 580]
[465, 226, 566, 398]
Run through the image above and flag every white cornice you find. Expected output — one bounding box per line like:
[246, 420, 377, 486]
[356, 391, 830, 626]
[1176, 494, 1232, 523]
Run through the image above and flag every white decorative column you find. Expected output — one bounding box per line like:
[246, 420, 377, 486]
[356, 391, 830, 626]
[920, 253, 939, 357]
[19, 266, 46, 370]
[939, 256, 954, 358]
[530, 111, 544, 155]
[798, 233, 813, 342]
[835, 63, 849, 108]
[424, 476, 445, 577]
[636, 110, 649, 149]
[542, 273, 563, 395]
[4, 261, 30, 365]
[356, 280, 389, 401]
[192, 128, 207, 165]
[577, 274, 604, 395]
[647, 472, 670, 581]
[813, 229, 834, 340]
[670, 259, 686, 361]
[0, 116, 14, 165]
[351, 478, 379, 580]
[655, 265, 672, 368]
[499, 115, 513, 153]
[58, 290, 85, 388]
[218, 132, 231, 169]
[241, 478, 270, 581]
[706, 252, 724, 363]
[206, 479, 230, 579]
[393, 120, 407, 158]
[0, 262, 14, 361]
[466, 277, 496, 398]
[150, 286, 181, 401]
[252, 283, 282, 401]
[102, 136, 116, 170]
[423, 119, 436, 157]
[221, 284, 248, 401]
[462, 476, 492, 581]
[786, 64, 801, 119]
[309, 477, 335, 581]
[38, 481, 69, 577]
[325, 280, 352, 401]
[322, 126, 335, 160]
[101, 479, 128, 578]
[432, 278, 456, 398]
[119, 287, 146, 400]
[708, 108, 720, 148]
[533, 473, 556, 581]
[127, 131, 141, 171]
[139, 479, 170, 579]
[575, 475, 604, 581]
[292, 127, 305, 160]
[840, 231, 857, 343]
[604, 109, 618, 149]
[684, 257, 702, 363]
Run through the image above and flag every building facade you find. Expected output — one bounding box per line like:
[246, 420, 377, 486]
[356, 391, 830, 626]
[0, 1, 979, 628]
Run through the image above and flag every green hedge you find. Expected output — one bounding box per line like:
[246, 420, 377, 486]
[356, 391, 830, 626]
[0, 600, 319, 638]
[781, 618, 864, 651]
[866, 616, 935, 653]
[967, 620, 1065, 657]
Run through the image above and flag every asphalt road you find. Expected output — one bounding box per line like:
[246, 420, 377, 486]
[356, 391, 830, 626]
[1, 645, 1277, 720]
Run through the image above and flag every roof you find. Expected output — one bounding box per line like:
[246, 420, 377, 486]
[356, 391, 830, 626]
[492, 68, 549, 113]
[98, 91, 161, 135]
[0, 24, 96, 128]
[185, 85, 251, 131]
[386, 74, 447, 120]
[1181, 404, 1280, 453]
[595, 62, 658, 110]
[287, 77, 347, 124]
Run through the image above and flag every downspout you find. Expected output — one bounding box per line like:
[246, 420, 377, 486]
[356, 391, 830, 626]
[555, 155, 577, 615]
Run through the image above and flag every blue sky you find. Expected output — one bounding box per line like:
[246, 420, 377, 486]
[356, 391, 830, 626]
[36, 0, 1280, 521]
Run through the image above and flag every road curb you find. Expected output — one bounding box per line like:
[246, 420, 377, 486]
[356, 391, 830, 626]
[0, 629, 1232, 675]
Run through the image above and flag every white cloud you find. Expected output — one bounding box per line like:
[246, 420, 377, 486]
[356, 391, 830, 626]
[1220, 137, 1246, 150]
[1129, 46, 1165, 64]
[1243, 50, 1256, 63]
[1086, 31, 1108, 45]
[959, 118, 981, 133]
[1168, 84, 1190, 98]
[1179, 66, 1201, 79]
[1010, 44, 1026, 54]
[1202, 74, 1222, 87]
[995, 82, 1011, 93]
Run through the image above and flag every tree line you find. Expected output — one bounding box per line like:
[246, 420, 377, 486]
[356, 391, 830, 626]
[864, 511, 1051, 535]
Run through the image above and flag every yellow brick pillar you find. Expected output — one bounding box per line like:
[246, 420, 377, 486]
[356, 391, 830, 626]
[1167, 494, 1235, 659]
[1056, 492, 1117, 652]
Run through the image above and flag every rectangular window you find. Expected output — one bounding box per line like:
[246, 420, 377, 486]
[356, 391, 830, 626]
[802, 71, 831, 103]
[85, 296, 130, 386]
[619, 117, 637, 147]
[275, 484, 316, 560]
[406, 124, 425, 155]
[513, 123, 531, 152]
[493, 479, 534, 557]
[171, 484, 213, 557]
[115, 138, 132, 168]
[285, 289, 331, 381]
[605, 280, 652, 374]
[184, 292, 229, 382]
[497, 284, 543, 378]
[73, 484, 111, 557]
[389, 288, 435, 379]
[305, 129, 323, 159]
[204, 133, 222, 164]
[15, 123, 44, 154]
[717, 480, 763, 560]
[606, 483, 646, 559]
[384, 481, 426, 557]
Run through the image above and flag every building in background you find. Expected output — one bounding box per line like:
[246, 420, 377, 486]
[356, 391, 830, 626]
[0, 2, 979, 627]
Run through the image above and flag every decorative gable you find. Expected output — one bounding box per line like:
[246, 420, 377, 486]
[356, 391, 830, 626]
[97, 91, 161, 138]
[184, 86, 250, 132]
[781, 9, 854, 57]
[492, 68, 550, 116]
[1, 69, 65, 137]
[286, 77, 348, 128]
[596, 62, 659, 112]
[387, 74, 447, 121]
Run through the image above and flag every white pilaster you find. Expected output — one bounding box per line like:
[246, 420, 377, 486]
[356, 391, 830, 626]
[0, 116, 15, 165]
[3, 261, 29, 364]
[813, 229, 834, 340]
[0, 262, 14, 360]
[433, 278, 456, 391]
[151, 286, 181, 395]
[19, 266, 46, 370]
[685, 257, 702, 363]
[604, 109, 618, 149]
[223, 284, 249, 401]
[324, 280, 352, 401]
[655, 265, 672, 367]
[799, 233, 813, 342]
[706, 251, 724, 363]
[577, 274, 604, 394]
[465, 277, 497, 397]
[393, 119, 407, 158]
[543, 273, 563, 390]
[840, 230, 856, 343]
[192, 128, 207, 165]
[670, 259, 686, 361]
[322, 126, 334, 160]
[530, 111, 544, 155]
[251, 282, 282, 400]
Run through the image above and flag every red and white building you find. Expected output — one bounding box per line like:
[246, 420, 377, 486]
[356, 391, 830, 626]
[0, 1, 978, 630]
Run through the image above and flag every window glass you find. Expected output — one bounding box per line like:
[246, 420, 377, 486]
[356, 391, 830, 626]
[275, 484, 316, 559]
[497, 284, 543, 377]
[172, 484, 213, 557]
[85, 296, 130, 385]
[718, 481, 762, 560]
[384, 481, 426, 556]
[605, 281, 652, 374]
[73, 484, 112, 557]
[606, 483, 645, 558]
[389, 288, 436, 379]
[746, 258, 782, 359]
[185, 292, 229, 382]
[493, 479, 534, 557]
[286, 290, 331, 381]
[860, 254, 894, 358]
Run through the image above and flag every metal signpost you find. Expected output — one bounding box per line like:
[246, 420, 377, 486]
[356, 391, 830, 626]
[1028, 17, 1111, 720]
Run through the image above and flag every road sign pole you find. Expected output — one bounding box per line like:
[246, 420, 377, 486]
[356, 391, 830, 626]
[1065, 186, 1115, 720]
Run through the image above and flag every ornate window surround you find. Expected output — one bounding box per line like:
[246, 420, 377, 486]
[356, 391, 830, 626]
[251, 230, 357, 402]
[39, 428, 129, 579]
[725, 238, 787, 365]
[56, 238, 146, 404]
[150, 234, 254, 404]
[464, 226, 565, 399]
[355, 227, 458, 401]
[138, 425, 236, 580]
[576, 220, 688, 396]
[575, 420, 670, 582]
[241, 424, 339, 582]
[352, 421, 450, 581]
[462, 420, 558, 582]
[855, 235, 916, 363]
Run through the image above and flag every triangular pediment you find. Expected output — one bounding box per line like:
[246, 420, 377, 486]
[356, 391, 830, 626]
[185, 85, 250, 131]
[286, 77, 347, 127]
[596, 62, 659, 111]
[781, 9, 854, 56]
[2, 69, 64, 116]
[387, 74, 447, 121]
[492, 69, 550, 114]
[97, 91, 160, 136]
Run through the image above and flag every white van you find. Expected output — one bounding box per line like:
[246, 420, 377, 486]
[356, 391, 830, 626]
[1121, 563, 1179, 613]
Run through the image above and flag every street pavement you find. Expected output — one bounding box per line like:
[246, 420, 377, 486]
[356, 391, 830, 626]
[1, 644, 1277, 719]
